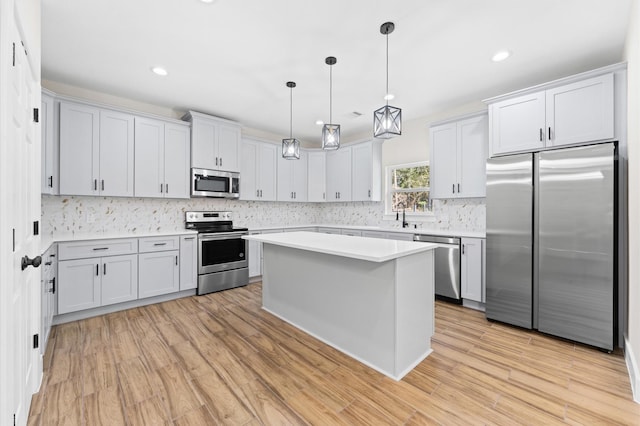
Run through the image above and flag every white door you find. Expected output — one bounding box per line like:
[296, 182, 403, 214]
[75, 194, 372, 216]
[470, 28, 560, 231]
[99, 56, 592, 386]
[490, 92, 545, 156]
[1, 8, 41, 425]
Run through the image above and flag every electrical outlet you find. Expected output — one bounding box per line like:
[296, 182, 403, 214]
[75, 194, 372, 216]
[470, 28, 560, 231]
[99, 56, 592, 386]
[86, 212, 96, 223]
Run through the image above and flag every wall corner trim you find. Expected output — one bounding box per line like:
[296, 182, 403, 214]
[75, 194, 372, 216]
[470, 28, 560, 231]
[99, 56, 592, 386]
[625, 336, 640, 403]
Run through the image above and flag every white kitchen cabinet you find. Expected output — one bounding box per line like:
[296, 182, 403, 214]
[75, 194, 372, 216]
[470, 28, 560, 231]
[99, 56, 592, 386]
[488, 73, 614, 156]
[341, 229, 362, 237]
[41, 91, 58, 195]
[240, 138, 277, 201]
[277, 149, 308, 202]
[58, 239, 139, 314]
[59, 101, 135, 196]
[248, 231, 262, 278]
[461, 237, 484, 303]
[430, 113, 487, 199]
[134, 117, 190, 199]
[179, 235, 197, 290]
[384, 232, 415, 241]
[317, 227, 342, 235]
[100, 255, 138, 306]
[307, 150, 326, 202]
[351, 140, 383, 201]
[138, 236, 180, 298]
[40, 244, 57, 353]
[185, 111, 241, 172]
[361, 231, 385, 239]
[326, 147, 352, 201]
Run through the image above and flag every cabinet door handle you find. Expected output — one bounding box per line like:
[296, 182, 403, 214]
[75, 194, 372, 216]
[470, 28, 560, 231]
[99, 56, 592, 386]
[96, 264, 99, 276]
[101, 180, 105, 191]
[94, 179, 97, 191]
[165, 183, 169, 193]
[220, 158, 222, 167]
[48, 176, 53, 188]
[548, 127, 551, 141]
[256, 189, 259, 197]
[539, 128, 543, 141]
[462, 244, 465, 255]
[215, 157, 219, 166]
[291, 191, 293, 199]
[160, 183, 163, 193]
[175, 255, 178, 265]
[368, 189, 371, 198]
[458, 183, 460, 193]
[103, 263, 106, 275]
[52, 277, 55, 294]
[323, 192, 325, 200]
[452, 184, 455, 194]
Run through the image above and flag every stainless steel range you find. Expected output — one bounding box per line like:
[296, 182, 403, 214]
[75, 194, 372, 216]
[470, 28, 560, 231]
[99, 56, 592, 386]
[185, 211, 249, 295]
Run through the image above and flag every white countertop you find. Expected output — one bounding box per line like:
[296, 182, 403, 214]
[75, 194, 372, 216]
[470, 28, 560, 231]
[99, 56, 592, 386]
[244, 231, 437, 263]
[40, 230, 198, 255]
[249, 224, 485, 239]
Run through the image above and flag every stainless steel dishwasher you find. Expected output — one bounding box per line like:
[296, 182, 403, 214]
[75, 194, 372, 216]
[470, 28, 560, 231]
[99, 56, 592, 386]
[413, 234, 461, 303]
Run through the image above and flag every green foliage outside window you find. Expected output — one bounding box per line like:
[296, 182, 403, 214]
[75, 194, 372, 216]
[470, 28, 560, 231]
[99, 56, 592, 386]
[390, 164, 431, 213]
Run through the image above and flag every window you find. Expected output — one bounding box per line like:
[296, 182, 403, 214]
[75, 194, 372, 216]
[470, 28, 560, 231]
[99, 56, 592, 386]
[386, 162, 431, 214]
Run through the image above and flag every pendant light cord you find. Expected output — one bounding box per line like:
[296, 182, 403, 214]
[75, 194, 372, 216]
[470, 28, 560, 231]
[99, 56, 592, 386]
[289, 85, 293, 138]
[386, 31, 389, 107]
[329, 64, 333, 125]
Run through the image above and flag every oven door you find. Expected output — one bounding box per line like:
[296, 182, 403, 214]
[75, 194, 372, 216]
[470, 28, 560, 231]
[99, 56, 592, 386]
[198, 232, 248, 274]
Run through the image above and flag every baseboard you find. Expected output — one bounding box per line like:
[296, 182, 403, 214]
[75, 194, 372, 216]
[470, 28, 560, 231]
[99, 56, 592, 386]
[625, 336, 640, 403]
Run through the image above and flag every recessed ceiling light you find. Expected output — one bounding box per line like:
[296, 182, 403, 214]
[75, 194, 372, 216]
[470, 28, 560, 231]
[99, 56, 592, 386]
[200, 0, 217, 3]
[315, 120, 324, 126]
[492, 50, 511, 62]
[151, 66, 168, 76]
[384, 93, 395, 101]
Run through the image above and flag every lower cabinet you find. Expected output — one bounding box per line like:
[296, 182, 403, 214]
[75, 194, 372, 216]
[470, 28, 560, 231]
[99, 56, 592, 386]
[56, 234, 195, 316]
[58, 254, 137, 314]
[138, 236, 180, 298]
[461, 237, 484, 303]
[179, 235, 197, 290]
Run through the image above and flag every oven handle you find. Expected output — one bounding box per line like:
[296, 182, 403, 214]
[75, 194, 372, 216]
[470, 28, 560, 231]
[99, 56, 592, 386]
[198, 232, 248, 242]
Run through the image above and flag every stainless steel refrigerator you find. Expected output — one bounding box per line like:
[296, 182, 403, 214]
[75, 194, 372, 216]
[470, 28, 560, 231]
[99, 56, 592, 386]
[486, 143, 616, 351]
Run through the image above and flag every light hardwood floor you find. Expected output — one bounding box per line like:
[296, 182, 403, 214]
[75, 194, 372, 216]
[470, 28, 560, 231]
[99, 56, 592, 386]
[28, 282, 640, 425]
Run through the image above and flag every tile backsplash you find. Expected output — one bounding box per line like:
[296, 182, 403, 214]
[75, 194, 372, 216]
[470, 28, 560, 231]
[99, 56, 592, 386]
[41, 195, 485, 238]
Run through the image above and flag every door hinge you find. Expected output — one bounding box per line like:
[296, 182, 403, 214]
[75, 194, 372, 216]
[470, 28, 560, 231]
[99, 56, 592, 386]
[33, 334, 39, 349]
[33, 108, 39, 123]
[33, 221, 39, 236]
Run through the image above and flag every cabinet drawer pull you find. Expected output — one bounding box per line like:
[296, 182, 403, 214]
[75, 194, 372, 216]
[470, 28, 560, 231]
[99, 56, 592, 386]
[184, 237, 195, 240]
[92, 247, 109, 251]
[153, 242, 167, 246]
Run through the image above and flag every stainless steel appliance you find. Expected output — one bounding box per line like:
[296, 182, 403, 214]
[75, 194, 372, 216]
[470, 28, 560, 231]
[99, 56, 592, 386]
[191, 168, 240, 198]
[486, 143, 617, 351]
[185, 211, 249, 295]
[413, 234, 461, 303]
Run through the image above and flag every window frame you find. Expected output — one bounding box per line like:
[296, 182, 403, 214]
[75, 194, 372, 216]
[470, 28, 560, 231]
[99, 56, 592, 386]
[384, 161, 434, 220]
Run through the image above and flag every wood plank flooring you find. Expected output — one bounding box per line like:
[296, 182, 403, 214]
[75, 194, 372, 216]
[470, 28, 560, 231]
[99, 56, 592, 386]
[28, 282, 640, 425]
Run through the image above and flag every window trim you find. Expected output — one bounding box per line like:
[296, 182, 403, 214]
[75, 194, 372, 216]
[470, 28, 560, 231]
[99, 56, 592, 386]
[384, 161, 434, 221]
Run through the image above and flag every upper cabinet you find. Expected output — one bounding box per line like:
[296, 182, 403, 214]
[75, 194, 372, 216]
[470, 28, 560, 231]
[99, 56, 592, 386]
[430, 113, 488, 199]
[307, 150, 326, 202]
[240, 137, 277, 201]
[41, 91, 58, 195]
[351, 140, 383, 202]
[134, 117, 190, 199]
[487, 71, 616, 157]
[326, 147, 352, 201]
[59, 101, 134, 197]
[184, 111, 241, 172]
[277, 149, 308, 202]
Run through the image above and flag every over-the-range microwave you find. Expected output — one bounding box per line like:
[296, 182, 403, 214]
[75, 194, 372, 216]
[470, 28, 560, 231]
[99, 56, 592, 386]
[191, 168, 240, 198]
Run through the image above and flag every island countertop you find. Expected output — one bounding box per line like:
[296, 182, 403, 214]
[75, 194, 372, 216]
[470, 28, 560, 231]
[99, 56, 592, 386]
[243, 231, 437, 263]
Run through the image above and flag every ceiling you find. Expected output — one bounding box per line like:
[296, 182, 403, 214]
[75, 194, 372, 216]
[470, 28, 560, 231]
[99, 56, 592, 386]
[42, 0, 632, 146]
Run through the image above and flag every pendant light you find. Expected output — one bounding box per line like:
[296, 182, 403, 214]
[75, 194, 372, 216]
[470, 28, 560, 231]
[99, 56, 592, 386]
[282, 81, 300, 159]
[373, 21, 402, 139]
[322, 56, 340, 150]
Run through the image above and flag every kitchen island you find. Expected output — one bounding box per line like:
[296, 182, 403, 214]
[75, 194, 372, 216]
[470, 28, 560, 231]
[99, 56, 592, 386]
[243, 231, 436, 380]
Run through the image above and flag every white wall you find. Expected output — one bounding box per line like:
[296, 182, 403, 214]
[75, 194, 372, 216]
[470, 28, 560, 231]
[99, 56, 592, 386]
[624, 0, 640, 403]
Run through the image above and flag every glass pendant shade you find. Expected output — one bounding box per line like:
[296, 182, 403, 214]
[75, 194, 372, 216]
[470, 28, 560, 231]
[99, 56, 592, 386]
[373, 21, 402, 139]
[282, 81, 300, 159]
[282, 137, 300, 159]
[373, 104, 402, 139]
[321, 123, 340, 150]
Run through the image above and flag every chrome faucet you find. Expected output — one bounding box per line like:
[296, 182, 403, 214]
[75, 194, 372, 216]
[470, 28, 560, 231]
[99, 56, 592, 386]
[402, 208, 409, 228]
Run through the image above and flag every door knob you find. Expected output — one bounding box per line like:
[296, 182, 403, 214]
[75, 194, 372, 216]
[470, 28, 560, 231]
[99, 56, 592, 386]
[21, 255, 42, 270]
